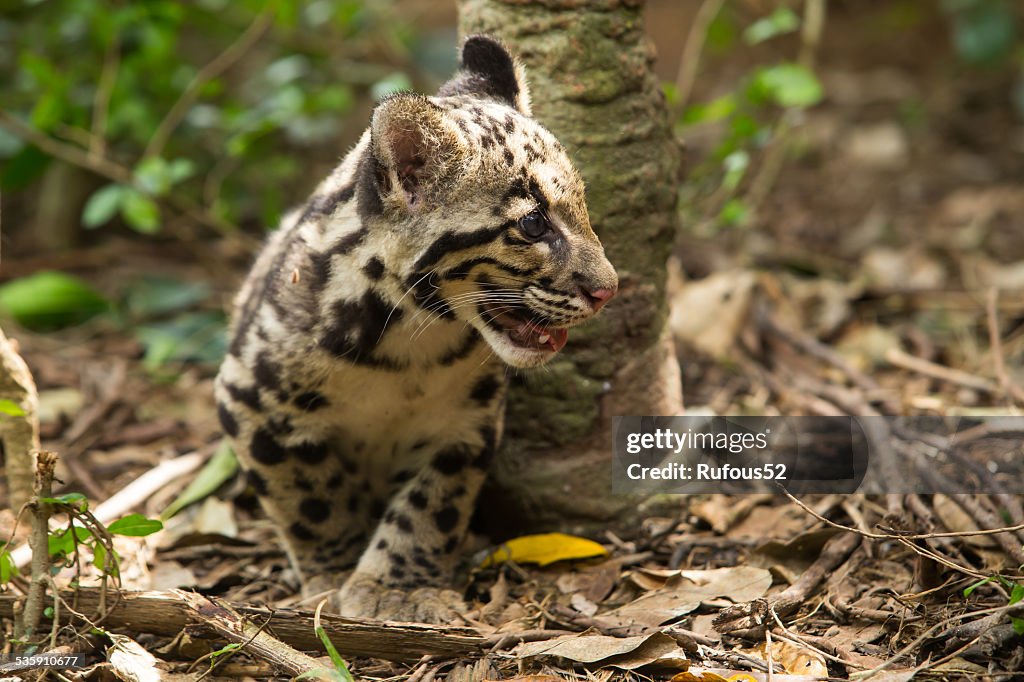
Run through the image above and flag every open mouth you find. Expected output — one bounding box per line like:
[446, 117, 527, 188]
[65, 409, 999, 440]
[481, 303, 568, 352]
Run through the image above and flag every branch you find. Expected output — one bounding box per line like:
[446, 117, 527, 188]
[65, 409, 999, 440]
[15, 450, 57, 642]
[143, 7, 273, 160]
[0, 589, 485, 663]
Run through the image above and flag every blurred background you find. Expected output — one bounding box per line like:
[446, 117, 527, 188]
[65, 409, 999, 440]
[0, 0, 1022, 452]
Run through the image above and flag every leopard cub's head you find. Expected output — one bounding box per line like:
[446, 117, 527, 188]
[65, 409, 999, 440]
[364, 35, 617, 368]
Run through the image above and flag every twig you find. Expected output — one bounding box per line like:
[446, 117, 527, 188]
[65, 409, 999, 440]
[143, 7, 273, 160]
[784, 488, 1024, 541]
[90, 30, 121, 159]
[10, 451, 206, 569]
[885, 347, 997, 393]
[673, 0, 726, 110]
[986, 287, 1024, 404]
[16, 450, 57, 642]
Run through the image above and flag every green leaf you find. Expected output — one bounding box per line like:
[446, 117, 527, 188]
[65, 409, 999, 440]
[719, 197, 749, 227]
[1010, 582, 1024, 606]
[40, 492, 88, 511]
[752, 64, 824, 108]
[0, 399, 26, 417]
[315, 624, 355, 682]
[0, 548, 18, 584]
[134, 157, 171, 196]
[162, 440, 238, 520]
[135, 311, 227, 369]
[1013, 617, 1024, 636]
[745, 7, 800, 44]
[167, 158, 195, 184]
[682, 94, 737, 125]
[49, 526, 93, 558]
[964, 576, 994, 597]
[124, 276, 211, 319]
[209, 643, 241, 668]
[83, 184, 125, 228]
[92, 542, 107, 572]
[0, 271, 110, 331]
[107, 513, 163, 537]
[949, 0, 1016, 64]
[121, 189, 161, 234]
[721, 150, 750, 192]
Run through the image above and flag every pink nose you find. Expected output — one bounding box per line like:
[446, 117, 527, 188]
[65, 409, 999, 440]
[583, 286, 616, 311]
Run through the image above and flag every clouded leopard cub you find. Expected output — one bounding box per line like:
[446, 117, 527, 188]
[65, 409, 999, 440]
[215, 36, 617, 623]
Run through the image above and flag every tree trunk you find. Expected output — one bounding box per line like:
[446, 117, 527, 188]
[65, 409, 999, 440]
[459, 0, 684, 533]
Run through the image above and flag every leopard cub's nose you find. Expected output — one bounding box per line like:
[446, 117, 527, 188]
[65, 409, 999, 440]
[582, 286, 617, 311]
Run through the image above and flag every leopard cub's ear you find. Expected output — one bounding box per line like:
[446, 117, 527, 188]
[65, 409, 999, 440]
[370, 94, 462, 213]
[438, 35, 532, 116]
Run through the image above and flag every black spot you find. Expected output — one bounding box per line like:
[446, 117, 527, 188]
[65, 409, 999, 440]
[396, 514, 414, 533]
[389, 565, 405, 579]
[443, 536, 459, 553]
[251, 429, 286, 465]
[225, 383, 261, 411]
[389, 552, 407, 566]
[409, 274, 454, 319]
[290, 441, 329, 465]
[475, 426, 498, 469]
[503, 114, 515, 133]
[325, 473, 343, 491]
[413, 554, 437, 571]
[329, 226, 368, 256]
[217, 402, 238, 437]
[355, 144, 384, 220]
[309, 251, 333, 291]
[363, 256, 385, 280]
[247, 470, 268, 495]
[408, 490, 428, 509]
[293, 474, 314, 491]
[390, 468, 415, 483]
[289, 522, 317, 541]
[439, 333, 480, 365]
[343, 458, 359, 474]
[503, 149, 514, 165]
[299, 498, 331, 523]
[318, 291, 404, 368]
[433, 447, 470, 475]
[470, 374, 502, 405]
[253, 354, 281, 392]
[434, 506, 460, 533]
[294, 391, 328, 411]
[347, 496, 359, 512]
[376, 539, 388, 550]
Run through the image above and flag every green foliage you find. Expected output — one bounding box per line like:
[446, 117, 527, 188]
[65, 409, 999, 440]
[0, 271, 110, 331]
[162, 439, 239, 520]
[942, 0, 1018, 65]
[106, 513, 163, 537]
[0, 399, 27, 417]
[676, 3, 825, 231]
[310, 622, 355, 682]
[964, 574, 1024, 634]
[0, 0, 412, 232]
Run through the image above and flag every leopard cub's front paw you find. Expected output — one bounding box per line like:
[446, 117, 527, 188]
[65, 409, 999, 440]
[333, 573, 466, 624]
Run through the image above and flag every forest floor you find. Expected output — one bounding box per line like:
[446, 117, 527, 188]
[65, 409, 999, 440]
[2, 4, 1024, 681]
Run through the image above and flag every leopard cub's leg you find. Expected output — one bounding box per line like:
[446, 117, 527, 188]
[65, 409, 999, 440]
[215, 373, 377, 599]
[334, 430, 495, 623]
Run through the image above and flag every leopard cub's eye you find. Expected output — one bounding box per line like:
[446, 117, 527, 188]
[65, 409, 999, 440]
[518, 210, 549, 240]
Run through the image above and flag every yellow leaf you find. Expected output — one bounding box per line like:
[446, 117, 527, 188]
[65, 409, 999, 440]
[480, 532, 608, 568]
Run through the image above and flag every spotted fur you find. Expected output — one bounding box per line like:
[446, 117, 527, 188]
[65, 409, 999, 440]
[215, 36, 617, 622]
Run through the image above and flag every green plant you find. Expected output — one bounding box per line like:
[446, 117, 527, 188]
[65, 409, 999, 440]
[0, 0, 412, 237]
[964, 575, 1024, 635]
[670, 0, 826, 232]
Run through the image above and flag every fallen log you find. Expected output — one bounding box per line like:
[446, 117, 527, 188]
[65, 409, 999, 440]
[0, 588, 484, 663]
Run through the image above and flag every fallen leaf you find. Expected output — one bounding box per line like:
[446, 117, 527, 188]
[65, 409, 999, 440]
[604, 567, 772, 628]
[480, 533, 607, 568]
[514, 632, 685, 670]
[744, 641, 827, 677]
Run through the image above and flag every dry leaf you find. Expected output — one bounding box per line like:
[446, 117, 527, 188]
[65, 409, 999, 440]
[514, 632, 685, 670]
[746, 641, 828, 677]
[480, 533, 607, 568]
[604, 567, 772, 628]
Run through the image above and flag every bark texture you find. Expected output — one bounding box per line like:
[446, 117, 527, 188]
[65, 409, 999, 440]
[459, 0, 683, 531]
[0, 327, 39, 513]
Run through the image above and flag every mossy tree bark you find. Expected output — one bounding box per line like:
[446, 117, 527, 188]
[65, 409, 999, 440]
[459, 0, 683, 533]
